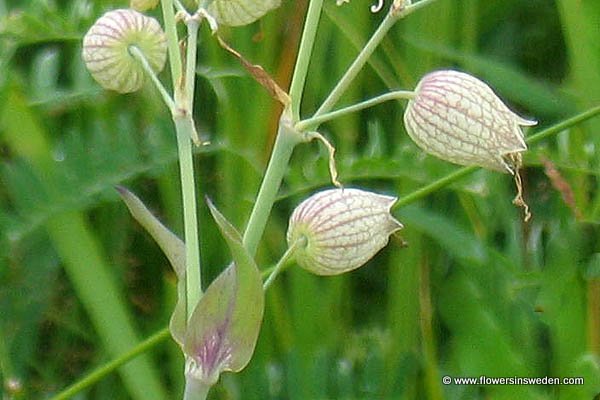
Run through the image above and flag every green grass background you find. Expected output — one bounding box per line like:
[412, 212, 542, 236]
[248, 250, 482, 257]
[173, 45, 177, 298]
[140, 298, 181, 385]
[1, 0, 600, 399]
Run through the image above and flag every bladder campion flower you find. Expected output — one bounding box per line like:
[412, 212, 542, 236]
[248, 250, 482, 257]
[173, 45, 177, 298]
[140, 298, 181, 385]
[287, 188, 403, 276]
[82, 9, 167, 93]
[403, 70, 536, 174]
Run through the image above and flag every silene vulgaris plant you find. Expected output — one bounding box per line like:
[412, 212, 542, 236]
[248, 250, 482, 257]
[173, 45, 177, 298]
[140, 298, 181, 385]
[79, 0, 540, 398]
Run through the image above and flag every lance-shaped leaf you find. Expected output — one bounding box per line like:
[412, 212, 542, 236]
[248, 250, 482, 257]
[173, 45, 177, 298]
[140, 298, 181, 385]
[116, 186, 186, 346]
[206, 0, 281, 27]
[183, 199, 264, 386]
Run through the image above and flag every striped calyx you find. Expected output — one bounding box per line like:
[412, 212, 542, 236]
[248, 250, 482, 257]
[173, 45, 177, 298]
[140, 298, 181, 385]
[82, 9, 167, 93]
[207, 0, 281, 27]
[403, 70, 536, 173]
[286, 188, 402, 276]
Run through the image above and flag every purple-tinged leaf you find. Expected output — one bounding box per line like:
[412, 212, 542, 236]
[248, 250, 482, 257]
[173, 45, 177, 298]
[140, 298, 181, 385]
[183, 200, 264, 385]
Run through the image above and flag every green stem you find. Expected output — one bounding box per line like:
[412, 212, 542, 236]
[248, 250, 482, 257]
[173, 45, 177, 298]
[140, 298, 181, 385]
[313, 0, 439, 118]
[289, 0, 324, 121]
[129, 46, 176, 112]
[296, 90, 414, 131]
[393, 104, 600, 210]
[50, 328, 171, 400]
[263, 238, 304, 290]
[526, 104, 600, 145]
[393, 166, 478, 210]
[175, 117, 203, 318]
[185, 20, 199, 111]
[160, 0, 183, 88]
[242, 122, 303, 256]
[313, 12, 396, 117]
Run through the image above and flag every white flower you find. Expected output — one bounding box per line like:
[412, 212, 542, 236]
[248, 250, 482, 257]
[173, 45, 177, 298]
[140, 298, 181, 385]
[287, 188, 403, 276]
[82, 9, 167, 93]
[403, 70, 536, 173]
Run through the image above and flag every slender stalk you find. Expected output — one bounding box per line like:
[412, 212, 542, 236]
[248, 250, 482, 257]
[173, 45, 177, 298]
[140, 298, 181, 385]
[50, 328, 171, 400]
[242, 122, 303, 256]
[393, 166, 478, 210]
[174, 0, 189, 14]
[129, 46, 176, 111]
[296, 90, 414, 131]
[175, 117, 203, 318]
[182, 19, 201, 145]
[312, 11, 397, 118]
[526, 104, 600, 145]
[184, 20, 199, 111]
[160, 0, 183, 87]
[289, 0, 324, 121]
[263, 238, 304, 290]
[313, 0, 439, 118]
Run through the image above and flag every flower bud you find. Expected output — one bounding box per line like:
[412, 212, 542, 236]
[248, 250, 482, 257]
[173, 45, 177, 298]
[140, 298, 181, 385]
[286, 188, 402, 276]
[403, 70, 536, 173]
[82, 9, 167, 93]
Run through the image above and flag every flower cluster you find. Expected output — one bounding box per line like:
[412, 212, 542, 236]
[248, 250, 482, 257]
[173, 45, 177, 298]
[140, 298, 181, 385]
[81, 4, 538, 396]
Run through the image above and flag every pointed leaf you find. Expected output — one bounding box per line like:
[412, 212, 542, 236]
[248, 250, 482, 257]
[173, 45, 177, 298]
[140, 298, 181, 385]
[183, 200, 264, 385]
[207, 0, 281, 27]
[116, 186, 187, 346]
[116, 186, 185, 277]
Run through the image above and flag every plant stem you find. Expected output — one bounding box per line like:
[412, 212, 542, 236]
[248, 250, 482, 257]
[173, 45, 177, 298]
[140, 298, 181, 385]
[160, 2, 204, 321]
[160, 0, 183, 87]
[242, 121, 303, 256]
[296, 90, 414, 131]
[289, 0, 324, 121]
[184, 20, 199, 111]
[526, 104, 600, 145]
[393, 166, 478, 210]
[263, 237, 304, 290]
[313, 0, 439, 118]
[129, 46, 176, 112]
[313, 11, 396, 117]
[50, 328, 171, 400]
[175, 117, 203, 318]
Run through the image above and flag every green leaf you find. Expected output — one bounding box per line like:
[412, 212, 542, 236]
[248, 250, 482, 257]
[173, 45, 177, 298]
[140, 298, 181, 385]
[116, 186, 188, 347]
[116, 186, 185, 277]
[183, 200, 264, 385]
[207, 0, 281, 27]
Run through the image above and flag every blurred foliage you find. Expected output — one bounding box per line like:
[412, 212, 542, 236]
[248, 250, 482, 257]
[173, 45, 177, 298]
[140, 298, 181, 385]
[1, 0, 600, 399]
